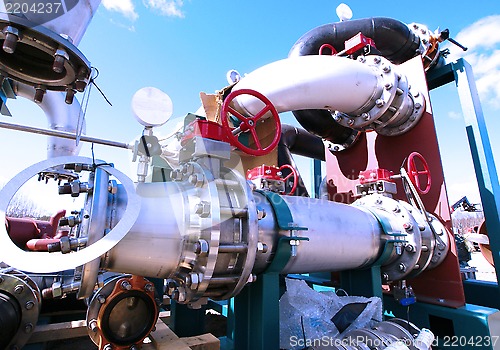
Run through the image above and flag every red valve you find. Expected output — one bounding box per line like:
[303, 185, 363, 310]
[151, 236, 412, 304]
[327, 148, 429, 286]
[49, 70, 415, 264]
[221, 89, 281, 156]
[279, 164, 298, 195]
[407, 152, 432, 195]
[319, 43, 337, 56]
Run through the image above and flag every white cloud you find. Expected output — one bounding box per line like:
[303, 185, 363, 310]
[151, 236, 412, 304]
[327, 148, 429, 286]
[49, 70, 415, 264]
[448, 111, 462, 120]
[143, 0, 185, 18]
[102, 0, 139, 21]
[448, 15, 500, 110]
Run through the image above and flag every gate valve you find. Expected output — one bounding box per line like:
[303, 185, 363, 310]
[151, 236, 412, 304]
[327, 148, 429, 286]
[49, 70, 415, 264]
[342, 32, 378, 57]
[356, 168, 397, 196]
[246, 164, 298, 195]
[181, 118, 227, 146]
[221, 88, 281, 156]
[406, 152, 432, 195]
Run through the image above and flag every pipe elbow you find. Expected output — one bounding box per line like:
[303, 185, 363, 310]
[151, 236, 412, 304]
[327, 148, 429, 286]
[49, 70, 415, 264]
[289, 17, 421, 64]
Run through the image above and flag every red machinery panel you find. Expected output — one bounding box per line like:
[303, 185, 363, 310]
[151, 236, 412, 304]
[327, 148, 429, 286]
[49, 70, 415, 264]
[325, 57, 465, 308]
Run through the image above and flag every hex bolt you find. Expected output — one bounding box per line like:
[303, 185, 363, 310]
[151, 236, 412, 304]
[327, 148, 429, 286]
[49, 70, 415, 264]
[362, 113, 370, 121]
[193, 239, 209, 255]
[415, 103, 422, 110]
[34, 86, 46, 104]
[347, 119, 355, 126]
[97, 294, 106, 304]
[88, 319, 98, 332]
[403, 222, 413, 231]
[130, 346, 139, 350]
[103, 344, 113, 350]
[2, 26, 19, 54]
[373, 57, 381, 64]
[53, 48, 69, 73]
[257, 208, 266, 220]
[382, 273, 389, 281]
[398, 263, 407, 272]
[24, 323, 33, 333]
[144, 284, 155, 293]
[382, 65, 391, 73]
[195, 201, 210, 218]
[375, 99, 385, 108]
[405, 245, 415, 252]
[14, 285, 24, 294]
[75, 67, 89, 92]
[25, 301, 35, 310]
[65, 87, 76, 104]
[120, 281, 132, 291]
[384, 83, 393, 90]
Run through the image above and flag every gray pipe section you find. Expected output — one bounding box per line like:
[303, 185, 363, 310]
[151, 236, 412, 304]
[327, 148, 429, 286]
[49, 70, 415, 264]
[102, 182, 184, 278]
[254, 193, 383, 274]
[14, 82, 84, 158]
[105, 183, 384, 279]
[43, 0, 102, 44]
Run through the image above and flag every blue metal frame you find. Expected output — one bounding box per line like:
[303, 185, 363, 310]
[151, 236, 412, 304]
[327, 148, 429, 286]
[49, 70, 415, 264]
[453, 59, 500, 285]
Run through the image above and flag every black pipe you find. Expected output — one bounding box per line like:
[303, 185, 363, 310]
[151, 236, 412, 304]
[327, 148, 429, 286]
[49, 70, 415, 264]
[0, 292, 22, 349]
[280, 124, 325, 161]
[289, 17, 420, 64]
[278, 125, 327, 197]
[289, 17, 421, 143]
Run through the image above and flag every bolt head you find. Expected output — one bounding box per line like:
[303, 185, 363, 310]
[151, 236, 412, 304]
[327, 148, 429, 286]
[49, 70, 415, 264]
[121, 281, 132, 291]
[145, 284, 155, 293]
[375, 99, 385, 107]
[14, 285, 24, 294]
[25, 301, 35, 310]
[97, 295, 106, 304]
[24, 323, 33, 333]
[88, 319, 98, 332]
[398, 263, 407, 272]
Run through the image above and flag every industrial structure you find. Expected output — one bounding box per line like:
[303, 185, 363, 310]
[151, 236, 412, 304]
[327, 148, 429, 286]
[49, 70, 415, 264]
[0, 2, 499, 349]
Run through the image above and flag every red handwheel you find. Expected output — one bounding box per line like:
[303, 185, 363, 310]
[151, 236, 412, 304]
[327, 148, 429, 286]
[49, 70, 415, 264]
[407, 152, 432, 195]
[279, 164, 299, 195]
[221, 89, 281, 156]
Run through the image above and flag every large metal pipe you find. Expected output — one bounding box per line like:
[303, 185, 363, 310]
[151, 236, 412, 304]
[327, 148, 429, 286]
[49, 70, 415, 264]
[232, 54, 424, 138]
[42, 0, 102, 45]
[287, 17, 422, 142]
[232, 55, 381, 116]
[14, 82, 84, 158]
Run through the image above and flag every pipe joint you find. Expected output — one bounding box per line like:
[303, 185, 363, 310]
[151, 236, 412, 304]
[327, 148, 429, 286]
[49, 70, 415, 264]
[333, 55, 425, 136]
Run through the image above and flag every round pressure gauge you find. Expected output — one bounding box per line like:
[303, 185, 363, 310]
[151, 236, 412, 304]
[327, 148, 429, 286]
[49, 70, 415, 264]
[131, 87, 173, 127]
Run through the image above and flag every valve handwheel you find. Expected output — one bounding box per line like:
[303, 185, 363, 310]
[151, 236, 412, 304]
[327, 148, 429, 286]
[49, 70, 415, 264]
[221, 88, 281, 156]
[279, 164, 299, 195]
[407, 152, 432, 195]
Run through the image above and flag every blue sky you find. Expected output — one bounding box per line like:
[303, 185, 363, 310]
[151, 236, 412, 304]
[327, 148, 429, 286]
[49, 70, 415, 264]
[0, 0, 499, 210]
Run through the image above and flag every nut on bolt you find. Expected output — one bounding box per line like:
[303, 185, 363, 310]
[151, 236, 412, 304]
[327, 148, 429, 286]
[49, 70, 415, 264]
[2, 26, 19, 54]
[53, 48, 70, 73]
[193, 239, 209, 255]
[88, 319, 98, 332]
[144, 283, 155, 293]
[120, 280, 132, 290]
[195, 201, 211, 218]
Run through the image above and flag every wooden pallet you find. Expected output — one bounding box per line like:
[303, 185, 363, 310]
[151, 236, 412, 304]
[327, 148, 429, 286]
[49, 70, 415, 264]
[27, 312, 220, 350]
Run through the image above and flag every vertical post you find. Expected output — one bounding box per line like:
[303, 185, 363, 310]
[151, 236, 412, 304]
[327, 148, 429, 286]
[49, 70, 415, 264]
[312, 158, 322, 198]
[233, 273, 280, 350]
[170, 302, 206, 337]
[454, 58, 500, 284]
[340, 266, 383, 299]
